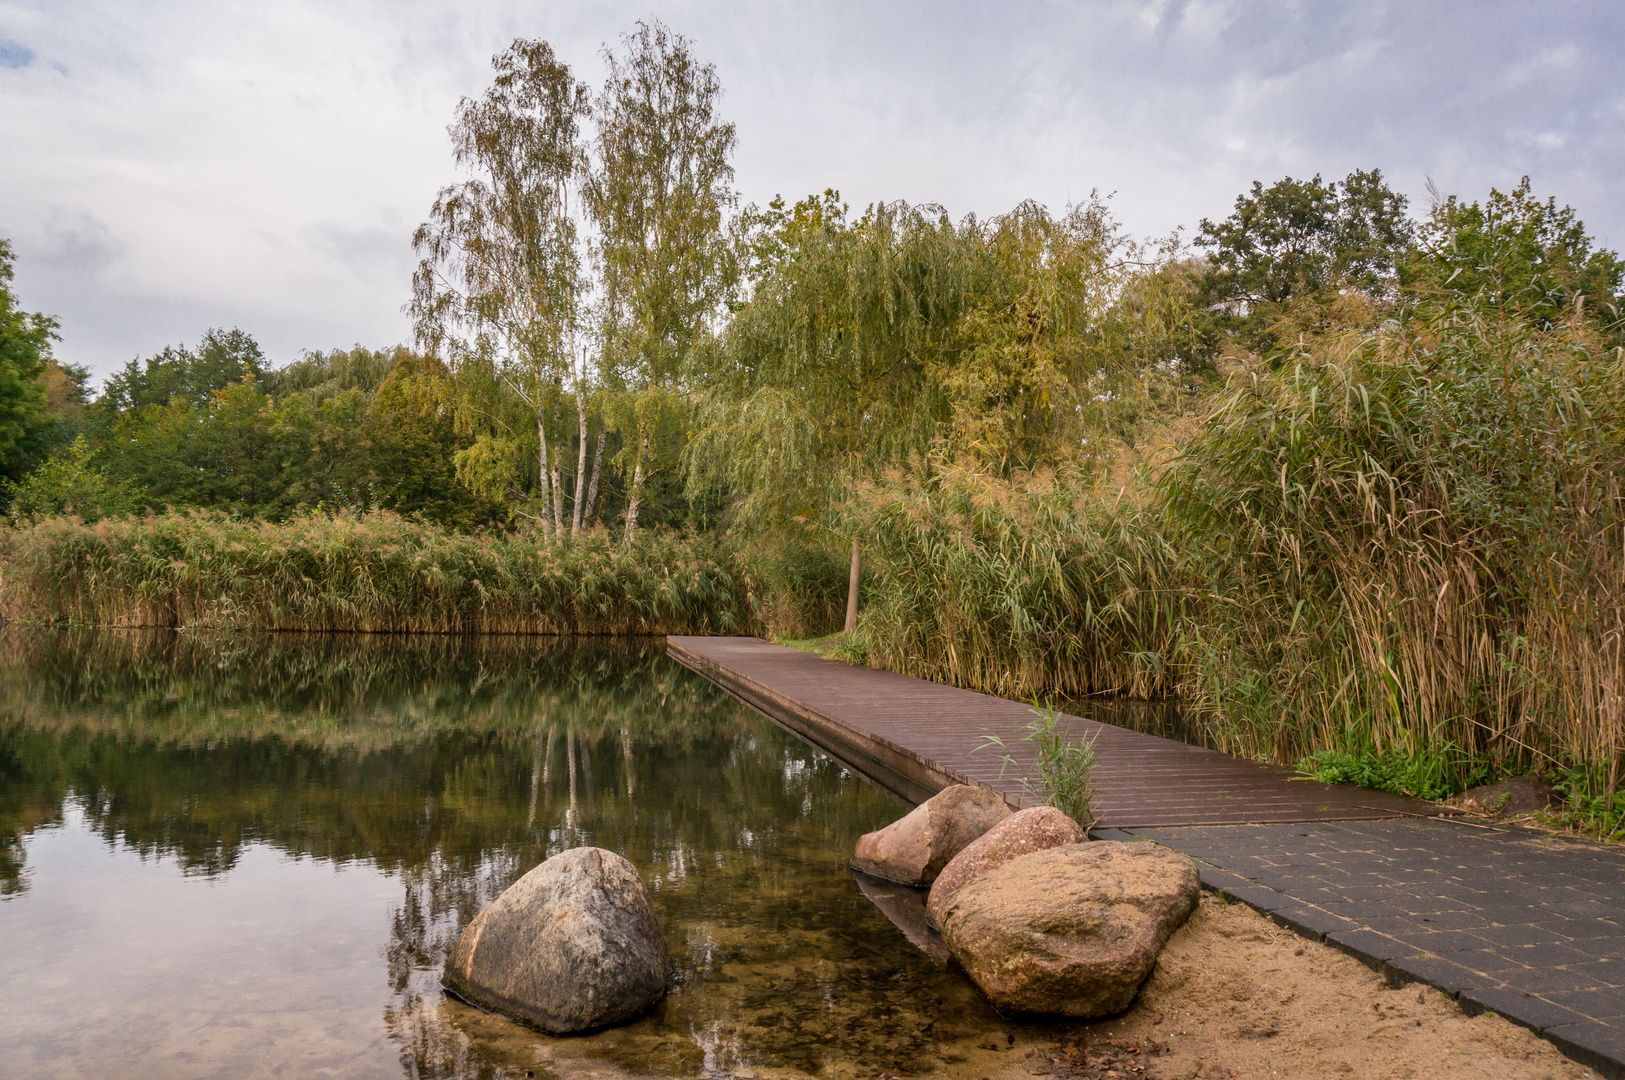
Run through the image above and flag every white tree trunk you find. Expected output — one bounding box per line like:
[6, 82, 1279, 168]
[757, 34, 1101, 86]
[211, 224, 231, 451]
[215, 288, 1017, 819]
[537, 415, 554, 531]
[549, 404, 565, 538]
[585, 428, 606, 524]
[622, 430, 648, 542]
[572, 388, 589, 536]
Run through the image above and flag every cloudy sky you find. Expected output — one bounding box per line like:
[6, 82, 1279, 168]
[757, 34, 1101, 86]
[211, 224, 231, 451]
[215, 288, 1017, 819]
[1, 0, 1620, 384]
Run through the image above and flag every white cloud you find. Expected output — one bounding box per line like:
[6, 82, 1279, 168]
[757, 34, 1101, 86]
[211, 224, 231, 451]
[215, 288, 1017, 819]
[0, 0, 1620, 384]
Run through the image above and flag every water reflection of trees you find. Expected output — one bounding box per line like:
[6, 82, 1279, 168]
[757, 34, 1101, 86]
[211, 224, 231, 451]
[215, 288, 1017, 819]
[0, 627, 981, 1078]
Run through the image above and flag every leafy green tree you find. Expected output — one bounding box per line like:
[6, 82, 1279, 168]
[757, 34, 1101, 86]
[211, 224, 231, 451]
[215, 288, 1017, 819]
[7, 435, 136, 520]
[587, 19, 740, 538]
[0, 239, 57, 485]
[366, 354, 499, 529]
[89, 328, 266, 433]
[1196, 169, 1413, 348]
[1413, 176, 1624, 340]
[412, 39, 592, 537]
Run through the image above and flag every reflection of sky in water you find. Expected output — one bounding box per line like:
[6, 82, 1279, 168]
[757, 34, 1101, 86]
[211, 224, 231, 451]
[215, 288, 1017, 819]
[0, 632, 1050, 1079]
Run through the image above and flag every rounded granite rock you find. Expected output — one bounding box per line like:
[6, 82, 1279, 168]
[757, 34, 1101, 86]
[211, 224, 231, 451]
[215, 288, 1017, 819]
[443, 846, 668, 1034]
[850, 783, 1013, 887]
[925, 805, 1087, 926]
[936, 841, 1199, 1018]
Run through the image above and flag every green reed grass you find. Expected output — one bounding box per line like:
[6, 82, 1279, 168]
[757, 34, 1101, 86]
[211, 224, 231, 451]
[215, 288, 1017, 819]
[0, 511, 777, 636]
[845, 464, 1181, 701]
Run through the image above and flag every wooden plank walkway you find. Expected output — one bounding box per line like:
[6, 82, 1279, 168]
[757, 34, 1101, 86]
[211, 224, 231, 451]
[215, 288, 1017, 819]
[668, 636, 1438, 828]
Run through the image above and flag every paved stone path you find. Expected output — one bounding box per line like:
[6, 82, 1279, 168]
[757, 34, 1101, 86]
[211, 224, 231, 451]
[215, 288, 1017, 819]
[670, 635, 1625, 1077]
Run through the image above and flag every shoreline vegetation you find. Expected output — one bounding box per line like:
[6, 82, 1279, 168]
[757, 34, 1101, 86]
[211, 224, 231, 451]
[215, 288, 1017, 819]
[2, 22, 1624, 838]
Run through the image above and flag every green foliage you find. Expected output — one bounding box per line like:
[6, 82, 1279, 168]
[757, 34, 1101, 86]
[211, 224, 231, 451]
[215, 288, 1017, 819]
[89, 327, 265, 431]
[1549, 762, 1625, 842]
[1411, 176, 1624, 341]
[0, 239, 58, 483]
[6, 436, 136, 521]
[1197, 169, 1413, 348]
[977, 703, 1098, 827]
[1296, 743, 1491, 802]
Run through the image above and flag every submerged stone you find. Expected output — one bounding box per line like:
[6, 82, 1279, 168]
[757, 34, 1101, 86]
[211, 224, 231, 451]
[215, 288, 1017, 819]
[926, 805, 1087, 927]
[443, 846, 667, 1034]
[937, 841, 1198, 1018]
[850, 783, 1013, 886]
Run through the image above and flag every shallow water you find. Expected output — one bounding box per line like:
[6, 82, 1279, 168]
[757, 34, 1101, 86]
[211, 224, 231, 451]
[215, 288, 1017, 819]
[0, 630, 1054, 1079]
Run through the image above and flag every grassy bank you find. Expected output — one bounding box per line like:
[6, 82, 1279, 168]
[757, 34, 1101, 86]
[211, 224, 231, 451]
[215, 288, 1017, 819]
[0, 512, 776, 636]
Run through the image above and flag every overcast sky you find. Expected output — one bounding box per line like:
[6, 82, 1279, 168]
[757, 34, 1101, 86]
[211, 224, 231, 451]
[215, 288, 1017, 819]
[1, 0, 1620, 384]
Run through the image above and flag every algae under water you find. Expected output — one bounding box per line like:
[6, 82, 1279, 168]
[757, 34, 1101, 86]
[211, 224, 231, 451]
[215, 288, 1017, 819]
[0, 630, 1050, 1079]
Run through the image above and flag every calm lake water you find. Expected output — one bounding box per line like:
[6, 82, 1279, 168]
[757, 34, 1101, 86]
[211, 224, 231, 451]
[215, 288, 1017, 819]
[0, 630, 1055, 1079]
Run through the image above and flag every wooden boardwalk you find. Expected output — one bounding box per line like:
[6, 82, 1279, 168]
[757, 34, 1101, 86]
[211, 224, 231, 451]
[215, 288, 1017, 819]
[668, 636, 1437, 828]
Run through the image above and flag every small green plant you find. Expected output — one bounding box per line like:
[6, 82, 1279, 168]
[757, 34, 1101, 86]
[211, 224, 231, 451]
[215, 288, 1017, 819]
[1548, 763, 1625, 842]
[977, 703, 1098, 827]
[1296, 742, 1492, 802]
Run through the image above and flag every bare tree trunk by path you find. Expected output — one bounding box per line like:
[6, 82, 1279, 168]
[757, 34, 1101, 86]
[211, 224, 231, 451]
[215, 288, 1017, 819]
[845, 539, 862, 633]
[585, 428, 605, 523]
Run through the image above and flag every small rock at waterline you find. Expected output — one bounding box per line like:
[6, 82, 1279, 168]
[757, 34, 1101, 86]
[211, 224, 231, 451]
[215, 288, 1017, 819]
[443, 847, 667, 1034]
[851, 784, 1012, 886]
[937, 841, 1198, 1018]
[926, 805, 1086, 926]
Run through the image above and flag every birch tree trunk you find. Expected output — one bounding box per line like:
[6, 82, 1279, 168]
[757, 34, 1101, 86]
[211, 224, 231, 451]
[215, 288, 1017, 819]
[622, 427, 648, 541]
[585, 428, 606, 524]
[537, 416, 554, 530]
[549, 403, 566, 538]
[572, 388, 589, 535]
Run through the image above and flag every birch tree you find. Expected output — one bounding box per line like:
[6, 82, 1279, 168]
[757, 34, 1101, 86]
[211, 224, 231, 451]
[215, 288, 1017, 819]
[586, 20, 738, 540]
[411, 39, 589, 536]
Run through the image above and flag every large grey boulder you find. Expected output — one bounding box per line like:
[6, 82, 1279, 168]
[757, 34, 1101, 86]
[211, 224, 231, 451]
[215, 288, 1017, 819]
[851, 784, 1012, 886]
[936, 841, 1198, 1017]
[443, 847, 667, 1034]
[925, 805, 1086, 927]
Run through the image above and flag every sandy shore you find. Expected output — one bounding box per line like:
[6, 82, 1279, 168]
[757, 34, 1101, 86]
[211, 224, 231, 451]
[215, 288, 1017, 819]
[992, 892, 1597, 1080]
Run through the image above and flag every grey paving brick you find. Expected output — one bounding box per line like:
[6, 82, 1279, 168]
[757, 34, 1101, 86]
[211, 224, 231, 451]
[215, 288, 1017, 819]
[1326, 928, 1411, 967]
[1544, 1021, 1625, 1080]
[1459, 986, 1588, 1032]
[1382, 954, 1489, 996]
[1546, 988, 1625, 1022]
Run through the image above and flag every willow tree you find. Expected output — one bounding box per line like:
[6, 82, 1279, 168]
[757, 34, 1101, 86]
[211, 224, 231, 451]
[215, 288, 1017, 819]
[411, 39, 591, 535]
[586, 20, 739, 539]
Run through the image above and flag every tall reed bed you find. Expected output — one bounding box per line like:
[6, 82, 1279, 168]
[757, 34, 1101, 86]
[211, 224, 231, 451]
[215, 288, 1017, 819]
[847, 465, 1181, 701]
[1164, 301, 1625, 792]
[0, 512, 759, 636]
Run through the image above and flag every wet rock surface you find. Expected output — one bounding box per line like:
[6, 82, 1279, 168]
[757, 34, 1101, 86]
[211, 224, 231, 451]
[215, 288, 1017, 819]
[937, 841, 1199, 1018]
[926, 806, 1087, 927]
[850, 783, 1012, 886]
[443, 846, 668, 1034]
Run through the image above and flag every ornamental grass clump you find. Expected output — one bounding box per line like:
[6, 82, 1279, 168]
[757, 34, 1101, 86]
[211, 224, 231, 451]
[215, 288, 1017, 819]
[0, 511, 757, 636]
